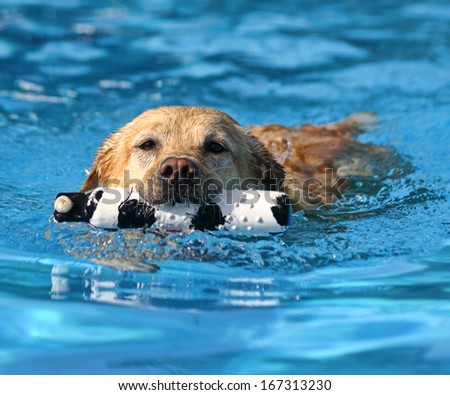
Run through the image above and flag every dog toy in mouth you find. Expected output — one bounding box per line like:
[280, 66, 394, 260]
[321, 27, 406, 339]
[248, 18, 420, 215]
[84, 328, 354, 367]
[53, 187, 291, 236]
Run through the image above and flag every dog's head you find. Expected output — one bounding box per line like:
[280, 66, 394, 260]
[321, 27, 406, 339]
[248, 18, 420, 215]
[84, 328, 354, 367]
[81, 106, 284, 204]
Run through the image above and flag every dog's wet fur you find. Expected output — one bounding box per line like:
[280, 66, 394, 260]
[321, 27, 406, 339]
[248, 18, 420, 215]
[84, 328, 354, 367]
[81, 106, 393, 211]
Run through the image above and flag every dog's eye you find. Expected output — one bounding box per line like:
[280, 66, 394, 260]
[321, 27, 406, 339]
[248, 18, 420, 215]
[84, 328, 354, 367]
[139, 139, 157, 150]
[208, 142, 227, 154]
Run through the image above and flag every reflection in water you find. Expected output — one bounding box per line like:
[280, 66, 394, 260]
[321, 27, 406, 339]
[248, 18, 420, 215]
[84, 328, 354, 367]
[49, 259, 300, 309]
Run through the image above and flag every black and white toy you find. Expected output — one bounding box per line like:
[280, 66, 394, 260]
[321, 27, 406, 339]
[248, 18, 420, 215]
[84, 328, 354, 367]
[53, 187, 291, 236]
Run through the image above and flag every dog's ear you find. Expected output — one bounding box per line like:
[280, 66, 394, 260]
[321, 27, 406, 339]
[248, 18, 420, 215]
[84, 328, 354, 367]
[80, 167, 99, 192]
[244, 133, 285, 190]
[79, 135, 119, 192]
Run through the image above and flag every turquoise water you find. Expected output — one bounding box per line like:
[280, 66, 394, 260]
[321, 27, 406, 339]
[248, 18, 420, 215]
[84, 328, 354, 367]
[1, 0, 450, 374]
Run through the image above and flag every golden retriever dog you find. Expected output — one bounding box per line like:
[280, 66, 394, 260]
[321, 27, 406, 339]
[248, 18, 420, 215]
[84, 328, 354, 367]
[81, 106, 392, 211]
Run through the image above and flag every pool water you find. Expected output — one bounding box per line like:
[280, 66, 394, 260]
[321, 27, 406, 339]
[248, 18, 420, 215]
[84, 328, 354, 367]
[1, 0, 450, 374]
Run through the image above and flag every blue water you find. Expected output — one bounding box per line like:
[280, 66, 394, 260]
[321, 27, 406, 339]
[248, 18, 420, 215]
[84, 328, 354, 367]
[1, 0, 450, 374]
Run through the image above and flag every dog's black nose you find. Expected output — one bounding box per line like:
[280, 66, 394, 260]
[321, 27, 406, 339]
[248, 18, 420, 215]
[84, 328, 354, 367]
[159, 157, 198, 181]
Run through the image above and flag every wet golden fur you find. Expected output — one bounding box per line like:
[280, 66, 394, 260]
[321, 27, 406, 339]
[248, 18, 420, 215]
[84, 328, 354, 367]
[81, 106, 391, 211]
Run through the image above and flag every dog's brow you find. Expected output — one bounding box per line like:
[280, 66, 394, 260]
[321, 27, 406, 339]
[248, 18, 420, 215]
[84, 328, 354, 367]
[204, 130, 229, 145]
[204, 130, 220, 140]
[134, 129, 165, 145]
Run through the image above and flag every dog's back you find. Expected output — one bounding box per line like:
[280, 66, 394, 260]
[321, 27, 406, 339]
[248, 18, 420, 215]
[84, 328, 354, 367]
[250, 113, 396, 210]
